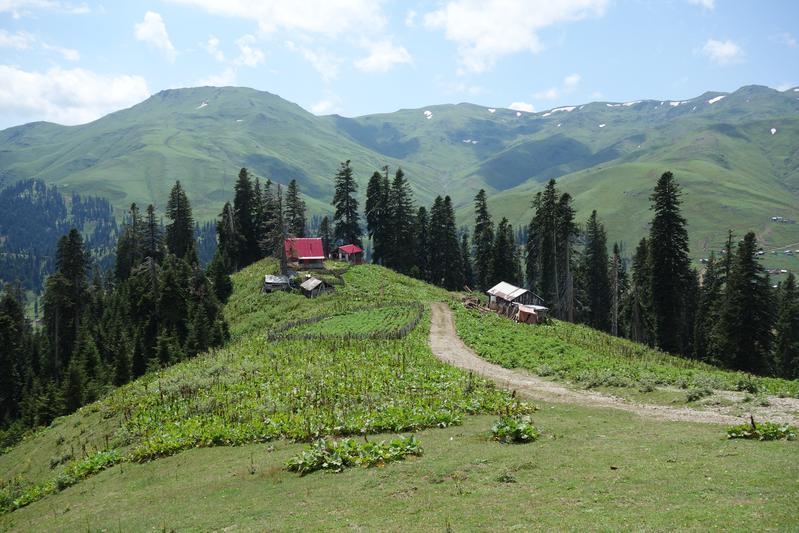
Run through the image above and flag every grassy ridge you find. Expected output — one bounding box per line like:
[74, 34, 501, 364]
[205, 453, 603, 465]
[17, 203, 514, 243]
[454, 305, 799, 396]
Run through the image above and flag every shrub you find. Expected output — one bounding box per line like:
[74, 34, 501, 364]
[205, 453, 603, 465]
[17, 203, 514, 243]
[727, 420, 797, 441]
[491, 415, 540, 444]
[685, 387, 712, 402]
[286, 435, 422, 476]
[736, 377, 759, 394]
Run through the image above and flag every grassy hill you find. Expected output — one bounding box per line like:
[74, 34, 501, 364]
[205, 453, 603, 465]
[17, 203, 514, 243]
[1, 85, 798, 267]
[1, 262, 798, 531]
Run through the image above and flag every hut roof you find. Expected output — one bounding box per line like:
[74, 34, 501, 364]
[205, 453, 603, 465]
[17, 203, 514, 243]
[517, 304, 549, 313]
[486, 281, 529, 301]
[284, 238, 325, 260]
[264, 274, 290, 285]
[300, 277, 323, 291]
[338, 244, 363, 254]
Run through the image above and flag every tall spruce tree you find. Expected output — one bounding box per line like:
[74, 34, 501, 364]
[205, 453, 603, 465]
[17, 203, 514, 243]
[233, 168, 258, 266]
[143, 204, 164, 263]
[429, 196, 463, 290]
[582, 210, 611, 331]
[473, 189, 494, 290]
[774, 272, 799, 378]
[648, 171, 692, 355]
[715, 232, 774, 373]
[365, 169, 389, 264]
[461, 232, 475, 289]
[693, 253, 723, 362]
[525, 217, 540, 293]
[332, 160, 362, 247]
[492, 218, 517, 285]
[285, 179, 307, 237]
[115, 203, 144, 281]
[385, 168, 415, 273]
[627, 238, 654, 345]
[318, 216, 333, 258]
[165, 181, 197, 263]
[608, 242, 628, 337]
[413, 206, 431, 282]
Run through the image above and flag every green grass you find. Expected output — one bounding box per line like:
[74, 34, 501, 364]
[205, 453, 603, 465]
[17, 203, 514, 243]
[285, 305, 418, 336]
[2, 408, 797, 532]
[454, 305, 799, 397]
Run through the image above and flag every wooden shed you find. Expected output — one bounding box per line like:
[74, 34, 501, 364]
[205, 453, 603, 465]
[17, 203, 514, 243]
[486, 282, 544, 317]
[300, 276, 331, 298]
[337, 244, 364, 265]
[263, 274, 291, 293]
[515, 303, 549, 324]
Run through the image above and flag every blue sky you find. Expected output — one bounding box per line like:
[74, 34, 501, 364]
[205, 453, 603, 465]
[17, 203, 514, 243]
[0, 0, 797, 128]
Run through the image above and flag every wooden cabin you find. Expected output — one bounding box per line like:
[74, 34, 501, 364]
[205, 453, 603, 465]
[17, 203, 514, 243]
[285, 238, 325, 269]
[336, 244, 364, 265]
[263, 274, 291, 293]
[300, 276, 331, 298]
[486, 282, 544, 317]
[515, 303, 549, 324]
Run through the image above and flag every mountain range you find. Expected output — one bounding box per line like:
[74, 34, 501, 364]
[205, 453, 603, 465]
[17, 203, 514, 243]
[1, 84, 798, 264]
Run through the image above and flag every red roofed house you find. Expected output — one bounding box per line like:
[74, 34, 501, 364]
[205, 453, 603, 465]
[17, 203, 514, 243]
[337, 244, 364, 265]
[284, 238, 325, 269]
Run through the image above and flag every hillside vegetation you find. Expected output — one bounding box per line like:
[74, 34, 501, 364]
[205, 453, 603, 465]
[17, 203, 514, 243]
[1, 85, 798, 264]
[0, 262, 797, 531]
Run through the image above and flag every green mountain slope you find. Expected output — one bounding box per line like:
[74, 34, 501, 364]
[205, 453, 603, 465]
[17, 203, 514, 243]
[1, 85, 798, 259]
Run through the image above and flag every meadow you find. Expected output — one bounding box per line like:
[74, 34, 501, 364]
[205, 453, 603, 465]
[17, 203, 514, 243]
[453, 304, 799, 397]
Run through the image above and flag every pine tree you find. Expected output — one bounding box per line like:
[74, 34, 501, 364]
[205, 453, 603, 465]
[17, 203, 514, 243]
[233, 168, 258, 265]
[207, 250, 233, 304]
[609, 243, 628, 337]
[285, 179, 307, 237]
[492, 218, 517, 285]
[365, 169, 388, 264]
[774, 272, 799, 378]
[693, 253, 723, 362]
[332, 160, 362, 247]
[525, 218, 540, 292]
[627, 238, 654, 345]
[62, 350, 85, 411]
[582, 210, 611, 331]
[165, 181, 197, 263]
[318, 216, 332, 258]
[143, 204, 164, 263]
[216, 201, 239, 270]
[429, 196, 463, 290]
[413, 206, 431, 282]
[115, 203, 143, 281]
[461, 232, 475, 289]
[112, 334, 130, 386]
[715, 232, 773, 372]
[385, 168, 415, 273]
[473, 189, 494, 290]
[648, 171, 692, 355]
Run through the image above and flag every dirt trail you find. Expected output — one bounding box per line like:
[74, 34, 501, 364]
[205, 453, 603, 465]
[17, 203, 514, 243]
[429, 302, 799, 425]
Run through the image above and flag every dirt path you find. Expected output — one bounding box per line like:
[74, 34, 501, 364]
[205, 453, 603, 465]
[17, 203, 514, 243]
[429, 303, 799, 425]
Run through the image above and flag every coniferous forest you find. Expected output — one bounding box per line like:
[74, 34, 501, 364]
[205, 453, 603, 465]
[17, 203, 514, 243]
[1, 164, 798, 450]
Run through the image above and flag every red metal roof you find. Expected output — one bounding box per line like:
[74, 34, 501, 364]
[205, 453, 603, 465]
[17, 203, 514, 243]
[338, 244, 363, 255]
[285, 238, 325, 260]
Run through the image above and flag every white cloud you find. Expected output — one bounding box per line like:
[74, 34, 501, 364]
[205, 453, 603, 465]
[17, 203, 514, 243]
[0, 64, 150, 125]
[508, 101, 534, 112]
[167, 0, 386, 38]
[205, 35, 225, 61]
[774, 82, 796, 92]
[134, 11, 176, 62]
[563, 73, 581, 89]
[285, 40, 341, 82]
[687, 0, 714, 10]
[533, 87, 559, 100]
[0, 29, 36, 49]
[41, 42, 79, 60]
[0, 1, 89, 18]
[310, 99, 334, 114]
[198, 67, 236, 86]
[773, 32, 797, 49]
[355, 40, 412, 73]
[234, 34, 265, 67]
[701, 38, 743, 65]
[0, 29, 79, 60]
[440, 80, 486, 96]
[423, 0, 607, 73]
[405, 9, 417, 27]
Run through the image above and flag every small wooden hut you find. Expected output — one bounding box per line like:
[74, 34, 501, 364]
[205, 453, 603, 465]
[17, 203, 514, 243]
[336, 244, 364, 265]
[515, 303, 549, 324]
[263, 274, 291, 293]
[486, 281, 544, 317]
[300, 276, 331, 298]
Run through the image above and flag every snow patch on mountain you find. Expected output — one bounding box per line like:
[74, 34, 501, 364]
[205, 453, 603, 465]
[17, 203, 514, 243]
[708, 95, 726, 104]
